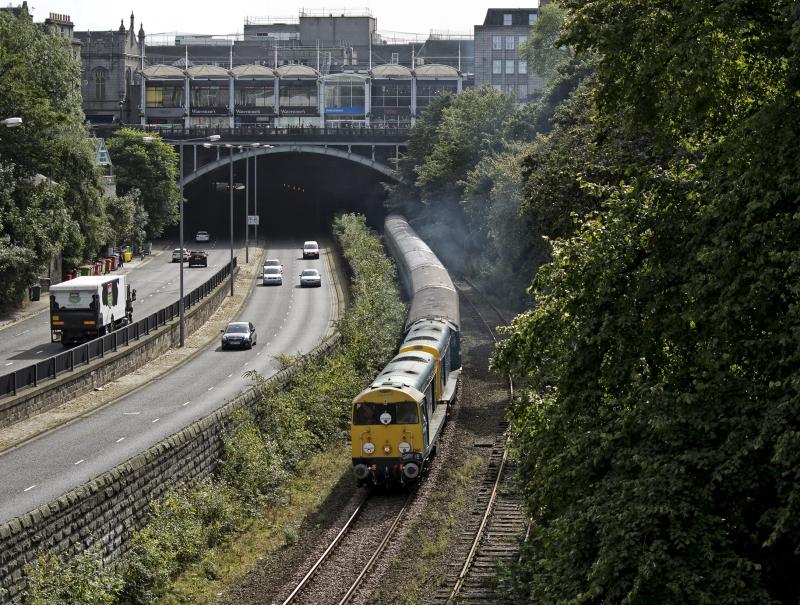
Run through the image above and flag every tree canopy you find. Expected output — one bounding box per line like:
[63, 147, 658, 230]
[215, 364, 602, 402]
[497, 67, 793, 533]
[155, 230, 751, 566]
[0, 10, 110, 306]
[106, 129, 180, 239]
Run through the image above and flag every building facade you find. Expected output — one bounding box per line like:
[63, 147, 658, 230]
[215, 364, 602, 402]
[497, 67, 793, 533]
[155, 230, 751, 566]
[474, 8, 545, 102]
[7, 5, 547, 128]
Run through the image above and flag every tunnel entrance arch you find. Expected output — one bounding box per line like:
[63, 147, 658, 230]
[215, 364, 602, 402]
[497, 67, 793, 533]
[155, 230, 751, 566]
[180, 144, 399, 187]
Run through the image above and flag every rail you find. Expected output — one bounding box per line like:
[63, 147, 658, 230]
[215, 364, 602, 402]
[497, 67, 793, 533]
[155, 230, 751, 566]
[0, 258, 237, 399]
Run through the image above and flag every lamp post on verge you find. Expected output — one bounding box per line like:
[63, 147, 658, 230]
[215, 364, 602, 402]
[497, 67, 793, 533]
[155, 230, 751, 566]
[143, 133, 220, 347]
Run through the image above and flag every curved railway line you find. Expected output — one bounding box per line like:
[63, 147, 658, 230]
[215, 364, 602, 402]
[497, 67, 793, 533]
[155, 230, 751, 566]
[276, 278, 529, 605]
[434, 279, 528, 605]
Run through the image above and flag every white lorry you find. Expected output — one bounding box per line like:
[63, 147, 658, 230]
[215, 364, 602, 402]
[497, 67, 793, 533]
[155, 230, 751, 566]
[49, 275, 136, 346]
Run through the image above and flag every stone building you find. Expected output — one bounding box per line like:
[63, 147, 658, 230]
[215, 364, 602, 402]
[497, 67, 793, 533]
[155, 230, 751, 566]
[74, 13, 145, 124]
[474, 8, 545, 102]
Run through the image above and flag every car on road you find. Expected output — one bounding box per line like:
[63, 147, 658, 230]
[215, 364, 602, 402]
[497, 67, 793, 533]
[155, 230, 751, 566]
[264, 258, 283, 273]
[172, 248, 189, 263]
[300, 268, 322, 287]
[221, 321, 257, 349]
[188, 250, 208, 267]
[262, 266, 283, 286]
[195, 230, 210, 242]
[302, 241, 320, 259]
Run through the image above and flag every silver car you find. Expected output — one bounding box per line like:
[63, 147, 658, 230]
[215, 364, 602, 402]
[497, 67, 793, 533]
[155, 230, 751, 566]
[263, 266, 283, 286]
[299, 268, 322, 287]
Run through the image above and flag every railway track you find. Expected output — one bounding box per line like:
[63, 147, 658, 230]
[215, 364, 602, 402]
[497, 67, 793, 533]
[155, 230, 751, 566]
[428, 280, 529, 605]
[280, 490, 412, 605]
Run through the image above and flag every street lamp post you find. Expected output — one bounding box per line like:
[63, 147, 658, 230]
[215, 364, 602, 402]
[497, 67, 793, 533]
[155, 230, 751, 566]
[229, 145, 234, 297]
[143, 133, 220, 347]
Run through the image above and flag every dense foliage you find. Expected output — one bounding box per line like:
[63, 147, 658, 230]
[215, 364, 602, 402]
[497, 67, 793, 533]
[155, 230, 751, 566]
[0, 11, 110, 305]
[22, 213, 406, 604]
[106, 129, 180, 239]
[489, 1, 800, 603]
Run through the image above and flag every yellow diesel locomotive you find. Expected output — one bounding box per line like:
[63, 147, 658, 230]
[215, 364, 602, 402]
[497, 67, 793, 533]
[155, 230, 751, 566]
[351, 215, 461, 487]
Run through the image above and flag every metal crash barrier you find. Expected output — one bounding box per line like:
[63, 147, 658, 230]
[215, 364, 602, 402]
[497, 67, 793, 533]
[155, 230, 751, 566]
[0, 259, 237, 398]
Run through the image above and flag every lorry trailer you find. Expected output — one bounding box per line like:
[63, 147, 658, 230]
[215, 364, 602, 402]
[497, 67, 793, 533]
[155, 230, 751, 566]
[49, 275, 136, 346]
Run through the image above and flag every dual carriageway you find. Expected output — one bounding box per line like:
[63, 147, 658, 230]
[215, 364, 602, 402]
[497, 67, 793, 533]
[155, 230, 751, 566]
[0, 236, 337, 523]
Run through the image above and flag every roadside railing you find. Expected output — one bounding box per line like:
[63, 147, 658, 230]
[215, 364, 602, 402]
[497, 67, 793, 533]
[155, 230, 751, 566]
[0, 258, 237, 399]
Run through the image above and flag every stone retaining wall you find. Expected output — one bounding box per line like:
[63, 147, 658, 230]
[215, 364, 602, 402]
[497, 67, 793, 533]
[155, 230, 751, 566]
[0, 266, 236, 429]
[0, 249, 347, 603]
[0, 335, 339, 602]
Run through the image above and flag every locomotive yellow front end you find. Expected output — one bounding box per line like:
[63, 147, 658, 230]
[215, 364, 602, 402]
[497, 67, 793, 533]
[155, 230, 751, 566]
[351, 352, 437, 487]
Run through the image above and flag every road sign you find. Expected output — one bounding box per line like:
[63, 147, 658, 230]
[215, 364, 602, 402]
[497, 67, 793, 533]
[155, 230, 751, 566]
[247, 215, 260, 225]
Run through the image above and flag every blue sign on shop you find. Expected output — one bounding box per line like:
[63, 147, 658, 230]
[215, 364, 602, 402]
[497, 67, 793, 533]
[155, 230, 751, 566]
[324, 107, 365, 115]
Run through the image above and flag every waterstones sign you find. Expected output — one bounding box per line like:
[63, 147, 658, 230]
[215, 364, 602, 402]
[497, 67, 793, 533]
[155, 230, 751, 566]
[235, 106, 276, 116]
[279, 106, 319, 116]
[190, 107, 229, 116]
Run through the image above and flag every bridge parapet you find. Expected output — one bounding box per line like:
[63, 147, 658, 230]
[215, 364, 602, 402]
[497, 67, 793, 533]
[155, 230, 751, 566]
[92, 125, 410, 145]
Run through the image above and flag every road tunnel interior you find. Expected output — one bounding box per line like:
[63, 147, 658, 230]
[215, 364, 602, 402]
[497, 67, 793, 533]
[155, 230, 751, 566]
[167, 152, 392, 244]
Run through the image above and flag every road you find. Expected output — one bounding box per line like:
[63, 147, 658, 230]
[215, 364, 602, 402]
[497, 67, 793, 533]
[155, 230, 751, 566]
[0, 238, 334, 523]
[0, 240, 233, 368]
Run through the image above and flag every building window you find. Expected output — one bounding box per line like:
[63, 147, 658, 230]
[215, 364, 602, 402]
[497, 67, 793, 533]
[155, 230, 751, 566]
[529, 13, 536, 25]
[391, 52, 399, 64]
[503, 13, 512, 26]
[518, 35, 527, 47]
[492, 35, 501, 50]
[492, 60, 502, 74]
[505, 60, 514, 74]
[493, 84, 502, 92]
[519, 60, 527, 74]
[518, 84, 528, 99]
[94, 68, 106, 100]
[505, 36, 514, 50]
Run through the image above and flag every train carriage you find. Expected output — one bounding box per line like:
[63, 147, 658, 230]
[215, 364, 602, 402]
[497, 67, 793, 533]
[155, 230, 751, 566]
[351, 215, 462, 488]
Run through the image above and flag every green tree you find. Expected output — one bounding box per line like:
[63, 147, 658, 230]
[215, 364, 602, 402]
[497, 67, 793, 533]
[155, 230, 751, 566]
[520, 1, 573, 83]
[106, 129, 180, 239]
[107, 189, 148, 249]
[494, 1, 800, 603]
[0, 11, 110, 298]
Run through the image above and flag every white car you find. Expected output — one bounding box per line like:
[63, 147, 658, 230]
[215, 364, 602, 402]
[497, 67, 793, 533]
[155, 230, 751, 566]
[263, 266, 283, 286]
[299, 268, 322, 287]
[171, 248, 189, 262]
[195, 230, 210, 242]
[264, 258, 283, 274]
[302, 241, 320, 259]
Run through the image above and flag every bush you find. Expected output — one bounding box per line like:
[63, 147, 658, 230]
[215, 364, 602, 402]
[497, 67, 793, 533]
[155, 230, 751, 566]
[24, 546, 122, 605]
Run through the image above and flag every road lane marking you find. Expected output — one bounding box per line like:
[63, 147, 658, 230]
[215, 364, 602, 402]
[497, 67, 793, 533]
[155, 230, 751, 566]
[123, 412, 140, 416]
[35, 350, 43, 354]
[227, 373, 233, 378]
[257, 352, 262, 356]
[4, 362, 13, 366]
[74, 459, 84, 465]
[23, 485, 36, 492]
[182, 401, 191, 406]
[208, 386, 214, 391]
[14, 329, 30, 336]
[152, 418, 159, 423]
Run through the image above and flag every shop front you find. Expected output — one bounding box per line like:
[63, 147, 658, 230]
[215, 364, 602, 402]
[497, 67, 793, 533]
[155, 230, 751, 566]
[188, 65, 232, 128]
[323, 73, 367, 128]
[276, 64, 321, 128]
[370, 64, 413, 128]
[141, 65, 187, 127]
[232, 64, 278, 127]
